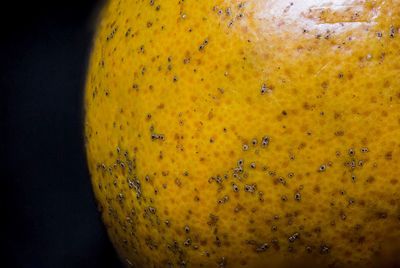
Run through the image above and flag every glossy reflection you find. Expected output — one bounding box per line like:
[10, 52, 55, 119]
[220, 0, 387, 42]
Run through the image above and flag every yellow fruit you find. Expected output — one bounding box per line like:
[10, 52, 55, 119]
[84, 0, 400, 267]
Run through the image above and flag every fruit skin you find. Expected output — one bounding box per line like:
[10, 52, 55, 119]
[84, 0, 400, 267]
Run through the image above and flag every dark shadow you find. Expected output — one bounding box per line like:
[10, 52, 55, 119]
[1, 1, 121, 267]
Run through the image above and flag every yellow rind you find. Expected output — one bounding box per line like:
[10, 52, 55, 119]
[85, 1, 400, 267]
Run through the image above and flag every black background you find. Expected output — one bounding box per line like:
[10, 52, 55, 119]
[1, 1, 122, 267]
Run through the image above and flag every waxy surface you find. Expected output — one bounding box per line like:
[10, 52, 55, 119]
[85, 1, 400, 267]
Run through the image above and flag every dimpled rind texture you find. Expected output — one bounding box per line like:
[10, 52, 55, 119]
[84, 1, 400, 267]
